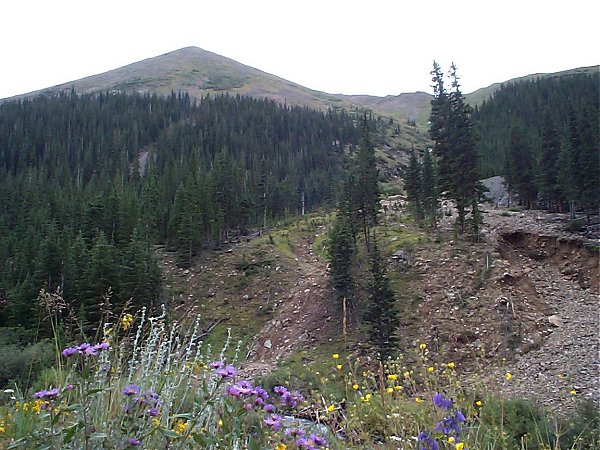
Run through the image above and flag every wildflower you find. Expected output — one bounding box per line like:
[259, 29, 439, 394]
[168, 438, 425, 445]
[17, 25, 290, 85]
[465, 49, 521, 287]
[332, 353, 339, 359]
[275, 444, 287, 450]
[418, 431, 439, 450]
[173, 419, 188, 434]
[147, 407, 158, 416]
[447, 362, 455, 369]
[394, 385, 402, 391]
[217, 419, 223, 427]
[327, 404, 335, 412]
[420, 343, 427, 350]
[121, 385, 141, 396]
[151, 418, 161, 427]
[415, 397, 423, 403]
[386, 387, 394, 394]
[403, 371, 410, 378]
[387, 374, 398, 381]
[264, 403, 275, 413]
[0, 420, 5, 433]
[122, 313, 134, 330]
[352, 383, 359, 390]
[94, 342, 110, 351]
[336, 364, 342, 370]
[65, 384, 74, 391]
[264, 413, 282, 431]
[455, 443, 465, 450]
[427, 366, 434, 373]
[505, 372, 512, 381]
[33, 388, 60, 400]
[210, 361, 224, 369]
[129, 438, 141, 446]
[215, 365, 237, 378]
[475, 400, 482, 407]
[432, 393, 453, 410]
[62, 347, 79, 357]
[448, 436, 455, 444]
[284, 427, 306, 439]
[570, 389, 577, 396]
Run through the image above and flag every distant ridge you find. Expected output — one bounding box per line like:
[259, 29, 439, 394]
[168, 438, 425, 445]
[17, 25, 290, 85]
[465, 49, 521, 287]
[4, 46, 597, 124]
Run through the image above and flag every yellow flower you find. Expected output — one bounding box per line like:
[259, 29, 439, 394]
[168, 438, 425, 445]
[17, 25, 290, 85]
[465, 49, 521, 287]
[447, 362, 455, 369]
[476, 400, 483, 407]
[332, 354, 339, 359]
[570, 390, 577, 396]
[327, 404, 335, 412]
[152, 418, 161, 427]
[0, 420, 5, 434]
[352, 384, 359, 390]
[386, 387, 394, 394]
[361, 393, 372, 403]
[387, 374, 398, 381]
[122, 313, 134, 331]
[427, 366, 434, 373]
[448, 436, 455, 444]
[336, 364, 342, 370]
[455, 443, 465, 450]
[415, 397, 423, 403]
[403, 371, 410, 378]
[505, 372, 512, 381]
[419, 343, 427, 350]
[173, 419, 189, 434]
[217, 419, 223, 427]
[275, 444, 287, 450]
[394, 385, 402, 391]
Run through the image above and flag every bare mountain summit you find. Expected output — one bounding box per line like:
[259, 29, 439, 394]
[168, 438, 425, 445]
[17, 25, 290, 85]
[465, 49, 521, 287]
[6, 47, 356, 111]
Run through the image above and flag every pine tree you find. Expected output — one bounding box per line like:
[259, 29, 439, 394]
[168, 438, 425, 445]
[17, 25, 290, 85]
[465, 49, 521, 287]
[421, 148, 439, 228]
[328, 188, 356, 311]
[353, 114, 379, 250]
[404, 148, 423, 222]
[505, 121, 537, 209]
[364, 239, 399, 360]
[538, 107, 562, 211]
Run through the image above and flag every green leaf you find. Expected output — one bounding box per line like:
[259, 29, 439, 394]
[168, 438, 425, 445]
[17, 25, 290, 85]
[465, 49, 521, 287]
[89, 432, 108, 440]
[63, 424, 79, 444]
[62, 403, 83, 411]
[85, 388, 105, 395]
[169, 412, 193, 421]
[161, 429, 182, 439]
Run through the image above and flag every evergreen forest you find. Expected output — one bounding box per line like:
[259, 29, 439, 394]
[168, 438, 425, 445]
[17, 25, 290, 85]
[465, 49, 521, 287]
[0, 91, 360, 335]
[473, 72, 599, 214]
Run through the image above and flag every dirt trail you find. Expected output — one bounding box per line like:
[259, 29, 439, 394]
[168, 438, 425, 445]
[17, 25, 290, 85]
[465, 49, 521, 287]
[241, 237, 337, 378]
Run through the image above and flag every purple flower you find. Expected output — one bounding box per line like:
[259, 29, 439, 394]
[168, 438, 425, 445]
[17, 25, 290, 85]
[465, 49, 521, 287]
[62, 347, 78, 357]
[65, 384, 74, 391]
[226, 385, 241, 397]
[244, 403, 253, 411]
[210, 361, 224, 369]
[122, 385, 140, 396]
[273, 386, 289, 395]
[147, 407, 158, 417]
[128, 437, 141, 446]
[84, 346, 98, 356]
[311, 433, 327, 447]
[285, 427, 306, 439]
[77, 343, 92, 353]
[215, 365, 237, 378]
[34, 388, 60, 400]
[432, 393, 453, 410]
[253, 386, 269, 399]
[418, 431, 439, 450]
[263, 403, 275, 413]
[264, 414, 282, 431]
[94, 342, 110, 351]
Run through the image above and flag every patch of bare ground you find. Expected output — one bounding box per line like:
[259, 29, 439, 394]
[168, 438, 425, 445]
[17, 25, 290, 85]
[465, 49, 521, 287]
[405, 208, 598, 412]
[242, 236, 340, 379]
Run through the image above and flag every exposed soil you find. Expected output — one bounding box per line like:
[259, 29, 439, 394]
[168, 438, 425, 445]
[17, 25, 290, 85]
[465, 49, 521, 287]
[160, 207, 599, 412]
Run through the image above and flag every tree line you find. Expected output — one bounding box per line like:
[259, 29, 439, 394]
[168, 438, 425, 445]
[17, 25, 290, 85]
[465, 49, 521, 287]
[0, 91, 360, 333]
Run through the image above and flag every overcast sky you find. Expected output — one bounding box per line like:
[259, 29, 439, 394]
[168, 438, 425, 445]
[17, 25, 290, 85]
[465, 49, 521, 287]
[1, 0, 598, 99]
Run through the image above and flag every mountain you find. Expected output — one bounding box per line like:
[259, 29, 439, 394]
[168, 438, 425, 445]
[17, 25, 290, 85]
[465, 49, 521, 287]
[5, 47, 361, 112]
[6, 46, 596, 125]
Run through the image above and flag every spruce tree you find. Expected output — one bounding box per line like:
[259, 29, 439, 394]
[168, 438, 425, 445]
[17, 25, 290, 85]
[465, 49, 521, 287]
[421, 149, 439, 228]
[364, 239, 399, 360]
[353, 114, 379, 250]
[404, 148, 423, 222]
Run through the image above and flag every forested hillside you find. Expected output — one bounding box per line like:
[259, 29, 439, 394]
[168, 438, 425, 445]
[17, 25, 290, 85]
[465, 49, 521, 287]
[473, 72, 599, 214]
[0, 91, 360, 334]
